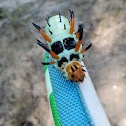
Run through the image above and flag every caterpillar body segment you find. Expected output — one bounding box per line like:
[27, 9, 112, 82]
[33, 9, 92, 83]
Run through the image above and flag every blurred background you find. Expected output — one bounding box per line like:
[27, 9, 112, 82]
[0, 0, 126, 126]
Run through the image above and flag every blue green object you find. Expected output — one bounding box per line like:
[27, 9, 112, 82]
[44, 52, 94, 126]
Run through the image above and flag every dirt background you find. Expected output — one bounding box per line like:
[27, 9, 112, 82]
[0, 0, 126, 126]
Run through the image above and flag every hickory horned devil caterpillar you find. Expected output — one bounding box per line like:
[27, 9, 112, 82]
[32, 9, 92, 83]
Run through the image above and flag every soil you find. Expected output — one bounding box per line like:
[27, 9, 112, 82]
[0, 0, 126, 126]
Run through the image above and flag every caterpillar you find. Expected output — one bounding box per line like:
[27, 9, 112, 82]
[32, 9, 92, 83]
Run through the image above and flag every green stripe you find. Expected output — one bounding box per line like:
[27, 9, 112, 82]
[49, 92, 61, 126]
[44, 53, 61, 125]
[44, 53, 48, 73]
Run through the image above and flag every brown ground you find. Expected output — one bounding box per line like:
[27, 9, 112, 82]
[0, 0, 126, 126]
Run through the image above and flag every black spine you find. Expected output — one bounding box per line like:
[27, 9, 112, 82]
[49, 30, 53, 35]
[85, 43, 92, 50]
[82, 69, 86, 72]
[37, 39, 50, 52]
[59, 13, 62, 22]
[69, 9, 74, 18]
[41, 62, 49, 65]
[78, 24, 83, 40]
[32, 23, 41, 30]
[46, 18, 51, 27]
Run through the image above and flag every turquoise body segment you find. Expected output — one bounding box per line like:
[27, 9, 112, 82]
[46, 52, 94, 126]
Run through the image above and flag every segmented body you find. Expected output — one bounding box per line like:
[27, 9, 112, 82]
[45, 15, 82, 74]
[33, 10, 92, 83]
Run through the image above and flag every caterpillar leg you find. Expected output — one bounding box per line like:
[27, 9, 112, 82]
[80, 43, 92, 53]
[41, 61, 55, 65]
[37, 39, 59, 60]
[32, 23, 52, 43]
[69, 9, 74, 35]
[74, 24, 83, 52]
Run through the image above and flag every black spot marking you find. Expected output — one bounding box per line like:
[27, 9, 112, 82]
[63, 37, 77, 50]
[64, 24, 66, 30]
[49, 30, 52, 35]
[74, 65, 78, 69]
[71, 75, 74, 78]
[58, 57, 68, 67]
[71, 66, 74, 72]
[51, 41, 63, 55]
[70, 54, 80, 61]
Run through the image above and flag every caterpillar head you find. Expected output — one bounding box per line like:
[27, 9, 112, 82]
[65, 61, 85, 83]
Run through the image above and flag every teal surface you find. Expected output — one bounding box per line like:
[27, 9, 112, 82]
[46, 52, 94, 126]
